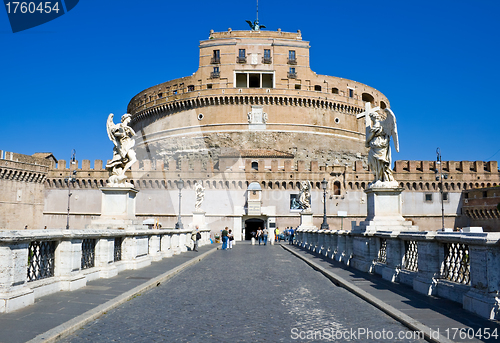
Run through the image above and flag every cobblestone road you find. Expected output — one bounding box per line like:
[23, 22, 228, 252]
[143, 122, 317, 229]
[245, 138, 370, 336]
[61, 243, 426, 342]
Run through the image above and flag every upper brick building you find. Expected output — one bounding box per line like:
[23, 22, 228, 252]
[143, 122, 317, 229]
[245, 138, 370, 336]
[127, 29, 388, 168]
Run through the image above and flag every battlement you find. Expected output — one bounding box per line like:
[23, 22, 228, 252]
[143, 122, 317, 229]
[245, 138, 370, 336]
[0, 150, 55, 167]
[208, 29, 302, 41]
[49, 158, 499, 174]
[394, 160, 498, 173]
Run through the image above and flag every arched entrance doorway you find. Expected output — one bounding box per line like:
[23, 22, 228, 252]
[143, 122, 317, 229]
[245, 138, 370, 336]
[244, 218, 265, 240]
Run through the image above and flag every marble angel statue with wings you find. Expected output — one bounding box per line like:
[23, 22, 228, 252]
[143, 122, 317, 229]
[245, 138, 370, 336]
[362, 103, 399, 186]
[105, 113, 137, 187]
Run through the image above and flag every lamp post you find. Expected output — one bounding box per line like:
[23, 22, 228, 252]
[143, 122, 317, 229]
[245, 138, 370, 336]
[175, 178, 184, 229]
[65, 150, 77, 230]
[436, 148, 448, 231]
[320, 178, 329, 229]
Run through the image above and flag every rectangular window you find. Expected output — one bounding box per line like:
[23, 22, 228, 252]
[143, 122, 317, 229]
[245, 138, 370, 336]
[236, 73, 247, 88]
[442, 192, 449, 201]
[249, 73, 260, 88]
[262, 74, 273, 88]
[289, 50, 295, 59]
[263, 49, 271, 63]
[212, 50, 220, 64]
[211, 67, 220, 79]
[290, 194, 300, 210]
[207, 84, 212, 89]
[425, 193, 433, 202]
[235, 72, 273, 88]
[295, 84, 301, 90]
[349, 88, 354, 98]
[238, 49, 246, 63]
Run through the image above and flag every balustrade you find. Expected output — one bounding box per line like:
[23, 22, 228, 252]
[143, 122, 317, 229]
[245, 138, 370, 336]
[0, 227, 210, 313]
[294, 227, 500, 320]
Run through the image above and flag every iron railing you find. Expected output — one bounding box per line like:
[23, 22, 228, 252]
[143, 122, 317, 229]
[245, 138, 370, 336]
[27, 240, 56, 282]
[81, 238, 96, 270]
[114, 237, 123, 262]
[262, 56, 272, 64]
[210, 71, 220, 79]
[287, 58, 297, 65]
[237, 56, 246, 63]
[377, 238, 387, 263]
[403, 241, 418, 272]
[442, 243, 470, 284]
[287, 72, 297, 79]
[210, 57, 220, 64]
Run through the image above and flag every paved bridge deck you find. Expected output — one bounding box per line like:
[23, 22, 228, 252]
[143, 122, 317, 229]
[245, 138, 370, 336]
[0, 242, 498, 343]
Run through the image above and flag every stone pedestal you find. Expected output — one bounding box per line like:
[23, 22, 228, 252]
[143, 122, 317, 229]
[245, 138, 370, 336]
[91, 187, 142, 230]
[192, 211, 206, 230]
[298, 211, 316, 230]
[354, 186, 415, 233]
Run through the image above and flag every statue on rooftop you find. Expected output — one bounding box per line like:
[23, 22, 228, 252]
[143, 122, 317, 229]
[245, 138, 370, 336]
[362, 104, 399, 187]
[105, 113, 137, 187]
[194, 181, 205, 211]
[246, 19, 266, 31]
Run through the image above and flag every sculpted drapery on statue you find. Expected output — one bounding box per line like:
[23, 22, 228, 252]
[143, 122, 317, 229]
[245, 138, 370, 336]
[359, 103, 399, 187]
[105, 113, 137, 187]
[194, 181, 205, 211]
[298, 181, 312, 212]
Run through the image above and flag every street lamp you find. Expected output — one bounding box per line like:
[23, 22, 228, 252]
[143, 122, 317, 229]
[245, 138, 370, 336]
[320, 178, 329, 229]
[436, 148, 448, 231]
[175, 178, 184, 229]
[65, 150, 77, 230]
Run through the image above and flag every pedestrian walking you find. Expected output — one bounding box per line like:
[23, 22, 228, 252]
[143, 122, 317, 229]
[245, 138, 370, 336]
[263, 227, 268, 245]
[256, 227, 263, 245]
[191, 226, 201, 252]
[289, 227, 295, 245]
[275, 227, 280, 242]
[228, 229, 234, 249]
[221, 227, 229, 250]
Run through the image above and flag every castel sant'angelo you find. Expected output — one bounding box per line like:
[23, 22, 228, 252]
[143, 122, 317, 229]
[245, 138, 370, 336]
[1, 26, 499, 235]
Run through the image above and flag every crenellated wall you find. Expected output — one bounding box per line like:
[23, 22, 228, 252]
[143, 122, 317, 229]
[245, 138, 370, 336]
[0, 151, 49, 230]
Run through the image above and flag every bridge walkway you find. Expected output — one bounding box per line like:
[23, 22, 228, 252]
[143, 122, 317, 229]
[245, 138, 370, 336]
[0, 242, 498, 342]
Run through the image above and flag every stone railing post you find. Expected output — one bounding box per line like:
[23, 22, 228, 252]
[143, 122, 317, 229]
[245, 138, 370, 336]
[345, 233, 353, 266]
[351, 232, 377, 273]
[322, 231, 331, 256]
[0, 241, 33, 312]
[171, 232, 181, 255]
[95, 236, 118, 278]
[160, 232, 173, 258]
[335, 232, 346, 262]
[148, 234, 162, 261]
[311, 229, 319, 252]
[328, 231, 339, 260]
[56, 236, 86, 291]
[463, 233, 500, 320]
[178, 230, 188, 252]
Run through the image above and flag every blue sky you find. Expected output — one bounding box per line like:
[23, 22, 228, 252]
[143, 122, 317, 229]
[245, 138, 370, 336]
[1, 0, 499, 167]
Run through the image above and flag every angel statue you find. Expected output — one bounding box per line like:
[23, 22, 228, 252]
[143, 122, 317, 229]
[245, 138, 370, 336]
[105, 113, 137, 187]
[298, 181, 312, 212]
[361, 103, 399, 186]
[194, 181, 205, 211]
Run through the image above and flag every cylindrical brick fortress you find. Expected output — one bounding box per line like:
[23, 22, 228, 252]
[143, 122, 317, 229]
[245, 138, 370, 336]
[127, 29, 389, 167]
